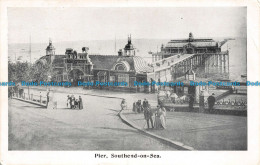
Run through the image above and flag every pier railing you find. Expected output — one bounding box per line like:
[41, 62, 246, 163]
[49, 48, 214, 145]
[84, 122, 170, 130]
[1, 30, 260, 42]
[204, 98, 247, 110]
[160, 94, 247, 110]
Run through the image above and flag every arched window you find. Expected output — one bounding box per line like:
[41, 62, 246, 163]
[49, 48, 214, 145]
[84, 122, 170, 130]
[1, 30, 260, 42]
[115, 64, 126, 71]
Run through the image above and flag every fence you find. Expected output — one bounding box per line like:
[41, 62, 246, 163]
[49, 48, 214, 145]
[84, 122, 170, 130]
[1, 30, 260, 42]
[159, 95, 247, 110]
[13, 92, 48, 106]
[205, 98, 247, 110]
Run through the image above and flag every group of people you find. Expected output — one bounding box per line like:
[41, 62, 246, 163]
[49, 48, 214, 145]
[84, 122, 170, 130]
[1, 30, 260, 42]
[120, 98, 167, 130]
[67, 95, 83, 110]
[189, 93, 216, 113]
[133, 98, 167, 130]
[143, 102, 167, 130]
[132, 99, 149, 113]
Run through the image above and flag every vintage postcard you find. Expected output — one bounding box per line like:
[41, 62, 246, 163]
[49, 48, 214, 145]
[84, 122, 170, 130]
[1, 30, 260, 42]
[0, 0, 259, 165]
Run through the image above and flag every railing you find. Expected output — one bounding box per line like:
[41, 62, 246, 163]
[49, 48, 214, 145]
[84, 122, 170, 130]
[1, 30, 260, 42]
[159, 95, 247, 110]
[13, 92, 48, 106]
[204, 98, 247, 110]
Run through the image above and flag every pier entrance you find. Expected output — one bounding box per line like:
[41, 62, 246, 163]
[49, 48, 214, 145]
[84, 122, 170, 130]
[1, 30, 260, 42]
[68, 69, 84, 86]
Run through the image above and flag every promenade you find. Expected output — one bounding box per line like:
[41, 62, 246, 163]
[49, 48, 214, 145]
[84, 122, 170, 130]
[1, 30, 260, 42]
[12, 86, 247, 150]
[122, 110, 247, 150]
[9, 97, 175, 150]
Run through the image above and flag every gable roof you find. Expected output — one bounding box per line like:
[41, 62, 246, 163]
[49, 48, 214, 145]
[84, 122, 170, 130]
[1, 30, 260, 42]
[89, 55, 118, 70]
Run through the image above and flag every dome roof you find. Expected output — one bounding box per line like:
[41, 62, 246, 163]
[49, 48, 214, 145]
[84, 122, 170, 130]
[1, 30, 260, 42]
[46, 44, 55, 50]
[124, 43, 134, 50]
[124, 35, 134, 50]
[111, 56, 153, 73]
[46, 40, 55, 50]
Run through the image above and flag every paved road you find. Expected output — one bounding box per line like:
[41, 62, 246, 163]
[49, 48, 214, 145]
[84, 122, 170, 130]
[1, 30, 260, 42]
[9, 94, 175, 150]
[124, 111, 247, 150]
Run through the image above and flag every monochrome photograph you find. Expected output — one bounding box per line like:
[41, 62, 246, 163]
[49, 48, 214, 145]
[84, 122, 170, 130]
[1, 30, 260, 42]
[7, 7, 247, 151]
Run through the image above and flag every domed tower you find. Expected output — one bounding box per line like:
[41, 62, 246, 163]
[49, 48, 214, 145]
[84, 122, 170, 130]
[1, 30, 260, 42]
[123, 35, 135, 56]
[188, 32, 194, 42]
[46, 39, 55, 56]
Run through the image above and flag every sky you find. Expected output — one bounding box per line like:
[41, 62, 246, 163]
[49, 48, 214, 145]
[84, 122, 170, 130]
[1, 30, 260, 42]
[8, 7, 246, 43]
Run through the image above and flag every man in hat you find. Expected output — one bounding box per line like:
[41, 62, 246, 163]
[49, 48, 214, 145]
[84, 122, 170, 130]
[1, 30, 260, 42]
[78, 96, 83, 110]
[143, 98, 149, 112]
[144, 104, 154, 129]
[136, 100, 142, 113]
[207, 93, 216, 113]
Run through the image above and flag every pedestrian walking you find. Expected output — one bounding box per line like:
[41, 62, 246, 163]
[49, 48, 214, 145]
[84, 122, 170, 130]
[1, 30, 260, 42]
[143, 98, 148, 108]
[144, 104, 154, 129]
[136, 100, 142, 113]
[75, 99, 79, 109]
[78, 96, 83, 110]
[189, 94, 195, 112]
[207, 93, 216, 113]
[71, 95, 75, 109]
[154, 105, 162, 129]
[160, 105, 167, 129]
[132, 102, 136, 112]
[9, 87, 14, 99]
[142, 98, 149, 112]
[120, 99, 127, 112]
[69, 95, 72, 109]
[67, 95, 71, 108]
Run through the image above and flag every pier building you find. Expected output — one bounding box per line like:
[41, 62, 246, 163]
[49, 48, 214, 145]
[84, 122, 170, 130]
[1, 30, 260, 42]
[36, 36, 152, 92]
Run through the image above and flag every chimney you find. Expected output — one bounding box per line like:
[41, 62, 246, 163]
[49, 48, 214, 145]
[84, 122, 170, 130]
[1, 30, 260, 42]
[118, 49, 123, 56]
[82, 47, 89, 53]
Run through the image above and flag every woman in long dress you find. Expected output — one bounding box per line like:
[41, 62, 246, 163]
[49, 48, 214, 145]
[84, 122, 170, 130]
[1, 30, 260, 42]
[67, 95, 71, 108]
[160, 106, 167, 129]
[71, 95, 75, 109]
[154, 105, 162, 129]
[132, 102, 136, 112]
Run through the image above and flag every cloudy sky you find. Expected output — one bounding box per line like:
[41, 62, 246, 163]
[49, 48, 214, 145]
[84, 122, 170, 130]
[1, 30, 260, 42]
[8, 7, 246, 43]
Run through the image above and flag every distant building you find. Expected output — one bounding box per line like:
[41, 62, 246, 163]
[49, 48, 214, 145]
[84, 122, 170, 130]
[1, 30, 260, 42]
[152, 32, 225, 62]
[36, 36, 153, 92]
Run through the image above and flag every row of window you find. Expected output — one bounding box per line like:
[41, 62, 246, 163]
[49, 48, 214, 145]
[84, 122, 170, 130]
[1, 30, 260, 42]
[67, 54, 88, 59]
[98, 74, 137, 87]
